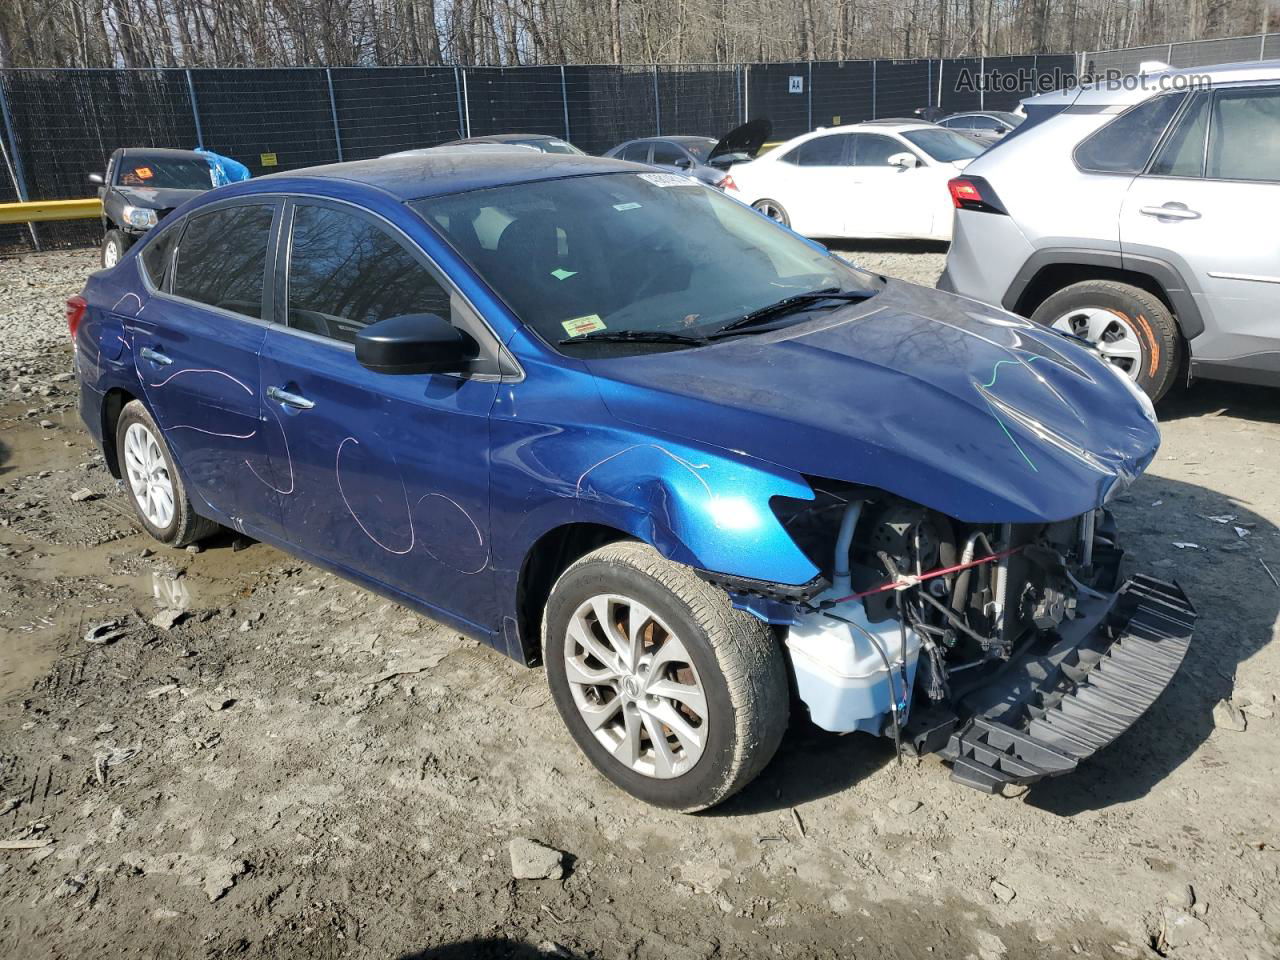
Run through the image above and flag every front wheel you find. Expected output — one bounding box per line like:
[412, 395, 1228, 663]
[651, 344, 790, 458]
[543, 541, 789, 811]
[101, 229, 131, 269]
[1031, 279, 1183, 402]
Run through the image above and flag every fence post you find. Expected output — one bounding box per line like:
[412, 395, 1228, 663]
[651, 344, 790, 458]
[978, 56, 985, 110]
[1167, 43, 1174, 64]
[185, 69, 204, 149]
[326, 68, 344, 162]
[807, 61, 813, 131]
[653, 66, 661, 135]
[871, 60, 877, 119]
[742, 64, 750, 123]
[459, 67, 471, 138]
[0, 74, 40, 250]
[1262, 32, 1268, 61]
[936, 57, 943, 108]
[559, 65, 571, 141]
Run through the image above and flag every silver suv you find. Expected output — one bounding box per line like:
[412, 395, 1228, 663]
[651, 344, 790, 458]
[939, 60, 1280, 400]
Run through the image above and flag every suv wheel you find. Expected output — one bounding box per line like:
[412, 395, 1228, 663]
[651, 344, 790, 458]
[543, 541, 789, 811]
[102, 229, 131, 269]
[116, 400, 219, 547]
[1031, 280, 1182, 401]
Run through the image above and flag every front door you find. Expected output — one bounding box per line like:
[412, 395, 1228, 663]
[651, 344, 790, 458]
[845, 133, 937, 239]
[132, 199, 286, 536]
[1121, 85, 1280, 370]
[775, 133, 855, 237]
[260, 199, 503, 631]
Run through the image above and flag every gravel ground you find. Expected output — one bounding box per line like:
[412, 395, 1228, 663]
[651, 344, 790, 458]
[1, 248, 1278, 960]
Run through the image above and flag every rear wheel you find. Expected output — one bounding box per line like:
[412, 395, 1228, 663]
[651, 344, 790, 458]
[1031, 279, 1182, 402]
[116, 400, 219, 548]
[543, 541, 789, 811]
[101, 229, 131, 269]
[751, 199, 790, 228]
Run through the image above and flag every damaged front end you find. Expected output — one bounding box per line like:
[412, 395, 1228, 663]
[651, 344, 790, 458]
[718, 481, 1196, 793]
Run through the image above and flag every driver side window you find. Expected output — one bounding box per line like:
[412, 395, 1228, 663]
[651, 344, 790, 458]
[286, 203, 452, 345]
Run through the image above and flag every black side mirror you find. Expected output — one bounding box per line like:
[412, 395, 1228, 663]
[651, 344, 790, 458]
[355, 313, 479, 375]
[673, 157, 693, 170]
[88, 172, 105, 185]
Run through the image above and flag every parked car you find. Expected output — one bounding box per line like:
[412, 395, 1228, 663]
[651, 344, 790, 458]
[940, 59, 1280, 401]
[88, 148, 221, 268]
[70, 149, 1194, 811]
[937, 111, 1025, 146]
[727, 121, 985, 241]
[440, 133, 586, 154]
[603, 119, 772, 189]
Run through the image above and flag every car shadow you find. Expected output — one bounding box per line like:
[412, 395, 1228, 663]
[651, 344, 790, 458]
[0, 434, 11, 476]
[825, 238, 950, 256]
[399, 939, 586, 959]
[715, 474, 1277, 818]
[1158, 379, 1280, 425]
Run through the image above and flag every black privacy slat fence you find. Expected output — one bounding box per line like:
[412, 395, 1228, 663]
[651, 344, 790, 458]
[0, 53, 1071, 249]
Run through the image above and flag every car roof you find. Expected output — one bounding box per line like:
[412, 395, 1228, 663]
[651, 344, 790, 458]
[449, 133, 560, 144]
[803, 121, 935, 136]
[1025, 57, 1280, 109]
[263, 149, 639, 201]
[118, 147, 206, 159]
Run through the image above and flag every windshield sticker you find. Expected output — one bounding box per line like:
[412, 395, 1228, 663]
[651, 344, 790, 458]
[550, 268, 578, 281]
[637, 172, 698, 188]
[613, 202, 642, 211]
[134, 166, 154, 180]
[561, 314, 606, 337]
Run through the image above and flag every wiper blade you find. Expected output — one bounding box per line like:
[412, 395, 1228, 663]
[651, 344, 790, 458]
[710, 288, 872, 337]
[559, 329, 709, 347]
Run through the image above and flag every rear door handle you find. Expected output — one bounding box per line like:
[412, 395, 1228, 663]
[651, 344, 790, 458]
[267, 385, 315, 410]
[1139, 203, 1200, 221]
[139, 347, 172, 366]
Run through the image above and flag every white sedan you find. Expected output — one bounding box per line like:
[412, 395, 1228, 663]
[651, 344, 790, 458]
[726, 121, 985, 242]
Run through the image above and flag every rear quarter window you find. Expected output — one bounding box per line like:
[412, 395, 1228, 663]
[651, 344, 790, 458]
[140, 223, 180, 288]
[1074, 93, 1187, 174]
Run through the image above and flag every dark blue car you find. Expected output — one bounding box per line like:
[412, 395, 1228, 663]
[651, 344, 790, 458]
[70, 149, 1196, 810]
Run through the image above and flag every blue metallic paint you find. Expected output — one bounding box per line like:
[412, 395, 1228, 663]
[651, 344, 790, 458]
[75, 157, 1160, 667]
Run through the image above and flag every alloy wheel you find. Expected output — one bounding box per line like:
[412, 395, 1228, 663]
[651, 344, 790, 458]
[1050, 307, 1143, 380]
[123, 422, 175, 529]
[563, 593, 708, 779]
[753, 201, 786, 223]
[103, 240, 119, 268]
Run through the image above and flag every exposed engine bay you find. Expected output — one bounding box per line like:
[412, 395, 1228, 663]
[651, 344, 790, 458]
[737, 479, 1197, 792]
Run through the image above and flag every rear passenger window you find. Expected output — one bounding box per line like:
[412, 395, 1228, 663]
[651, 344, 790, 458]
[1075, 93, 1186, 174]
[1150, 94, 1209, 178]
[785, 135, 849, 166]
[140, 223, 179, 288]
[1207, 87, 1280, 182]
[286, 203, 452, 345]
[171, 204, 274, 318]
[620, 143, 650, 163]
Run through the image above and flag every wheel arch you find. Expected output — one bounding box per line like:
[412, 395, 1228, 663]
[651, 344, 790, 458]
[101, 387, 142, 479]
[1003, 248, 1205, 340]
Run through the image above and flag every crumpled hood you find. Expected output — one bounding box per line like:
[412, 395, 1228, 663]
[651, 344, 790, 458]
[115, 185, 207, 210]
[587, 281, 1160, 524]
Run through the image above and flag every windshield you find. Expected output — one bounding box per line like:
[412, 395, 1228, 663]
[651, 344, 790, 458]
[115, 155, 214, 190]
[413, 173, 880, 352]
[532, 139, 585, 155]
[902, 129, 986, 162]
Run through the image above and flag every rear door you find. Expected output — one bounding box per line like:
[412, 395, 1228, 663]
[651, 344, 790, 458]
[260, 199, 504, 630]
[132, 199, 286, 536]
[1121, 84, 1280, 369]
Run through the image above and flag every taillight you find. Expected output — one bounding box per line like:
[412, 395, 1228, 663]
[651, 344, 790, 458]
[718, 174, 738, 192]
[66, 295, 87, 340]
[948, 176, 1006, 214]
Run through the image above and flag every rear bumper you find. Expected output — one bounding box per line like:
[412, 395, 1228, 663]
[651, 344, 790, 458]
[937, 573, 1196, 793]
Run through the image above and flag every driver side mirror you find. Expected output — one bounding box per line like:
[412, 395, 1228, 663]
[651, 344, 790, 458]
[355, 313, 479, 375]
[673, 157, 693, 170]
[87, 172, 104, 185]
[888, 152, 921, 170]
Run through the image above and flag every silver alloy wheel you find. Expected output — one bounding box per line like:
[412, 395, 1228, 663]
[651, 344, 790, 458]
[123, 421, 175, 529]
[563, 594, 708, 779]
[752, 200, 786, 223]
[103, 239, 119, 268]
[1050, 307, 1144, 380]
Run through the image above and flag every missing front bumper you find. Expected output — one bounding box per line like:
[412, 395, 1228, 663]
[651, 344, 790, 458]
[939, 574, 1197, 793]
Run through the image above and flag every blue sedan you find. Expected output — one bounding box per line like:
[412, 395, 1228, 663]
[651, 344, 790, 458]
[71, 149, 1194, 809]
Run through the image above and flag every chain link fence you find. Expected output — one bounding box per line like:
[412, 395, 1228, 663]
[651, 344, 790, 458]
[11, 42, 1275, 250]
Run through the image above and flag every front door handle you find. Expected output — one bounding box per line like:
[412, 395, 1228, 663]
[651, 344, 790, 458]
[139, 347, 172, 366]
[1139, 203, 1200, 221]
[266, 385, 315, 410]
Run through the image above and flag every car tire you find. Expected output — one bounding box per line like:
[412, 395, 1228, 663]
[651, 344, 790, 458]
[751, 199, 790, 228]
[543, 541, 789, 812]
[116, 400, 219, 548]
[1031, 280, 1182, 402]
[101, 229, 131, 269]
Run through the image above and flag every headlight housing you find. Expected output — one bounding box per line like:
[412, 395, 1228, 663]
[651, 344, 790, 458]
[122, 205, 158, 230]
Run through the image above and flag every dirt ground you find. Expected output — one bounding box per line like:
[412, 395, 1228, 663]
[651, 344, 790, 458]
[1, 248, 1278, 960]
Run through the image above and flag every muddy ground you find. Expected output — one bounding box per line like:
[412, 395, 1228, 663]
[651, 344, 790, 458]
[1, 248, 1277, 960]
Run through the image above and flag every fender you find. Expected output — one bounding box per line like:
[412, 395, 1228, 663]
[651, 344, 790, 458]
[1002, 246, 1206, 339]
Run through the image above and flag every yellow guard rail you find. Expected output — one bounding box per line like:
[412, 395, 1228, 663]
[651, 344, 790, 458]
[0, 197, 101, 225]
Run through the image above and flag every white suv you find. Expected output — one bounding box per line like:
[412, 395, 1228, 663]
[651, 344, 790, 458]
[939, 60, 1280, 400]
